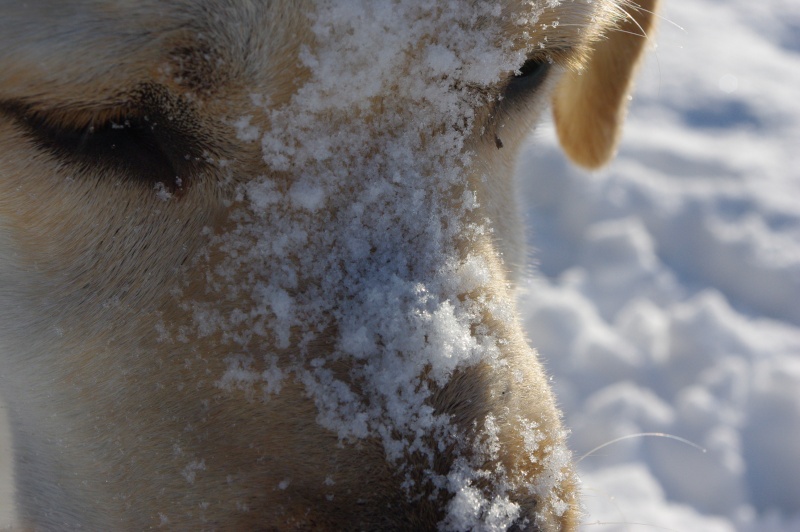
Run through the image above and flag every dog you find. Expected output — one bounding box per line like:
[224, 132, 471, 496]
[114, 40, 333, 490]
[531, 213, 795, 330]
[0, 1, 658, 529]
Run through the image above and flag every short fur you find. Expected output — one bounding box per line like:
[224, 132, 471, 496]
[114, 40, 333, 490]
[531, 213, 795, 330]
[0, 1, 658, 530]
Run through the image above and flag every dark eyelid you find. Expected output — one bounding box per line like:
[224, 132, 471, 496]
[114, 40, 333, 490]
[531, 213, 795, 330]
[0, 99, 205, 193]
[503, 59, 551, 100]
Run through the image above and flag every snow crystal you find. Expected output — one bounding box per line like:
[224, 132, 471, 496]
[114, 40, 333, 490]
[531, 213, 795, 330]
[181, 460, 206, 485]
[232, 115, 260, 142]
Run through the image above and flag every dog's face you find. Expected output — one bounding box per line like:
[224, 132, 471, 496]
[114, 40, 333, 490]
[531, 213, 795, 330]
[0, 1, 657, 529]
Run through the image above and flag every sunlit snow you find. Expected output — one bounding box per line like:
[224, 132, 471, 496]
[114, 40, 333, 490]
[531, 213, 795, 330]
[517, 0, 800, 529]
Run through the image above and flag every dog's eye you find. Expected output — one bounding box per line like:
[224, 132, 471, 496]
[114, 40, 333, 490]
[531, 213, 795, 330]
[503, 58, 551, 99]
[4, 104, 201, 192]
[517, 58, 549, 79]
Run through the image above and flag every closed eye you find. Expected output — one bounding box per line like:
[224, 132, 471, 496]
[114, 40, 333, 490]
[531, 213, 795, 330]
[1, 98, 205, 193]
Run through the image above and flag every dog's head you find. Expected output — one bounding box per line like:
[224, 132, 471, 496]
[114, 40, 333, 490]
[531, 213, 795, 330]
[0, 1, 657, 529]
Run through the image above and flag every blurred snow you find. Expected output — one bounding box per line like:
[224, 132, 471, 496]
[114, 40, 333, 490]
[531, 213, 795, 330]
[517, 0, 800, 529]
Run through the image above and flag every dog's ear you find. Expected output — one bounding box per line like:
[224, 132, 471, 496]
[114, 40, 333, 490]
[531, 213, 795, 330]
[552, 0, 660, 169]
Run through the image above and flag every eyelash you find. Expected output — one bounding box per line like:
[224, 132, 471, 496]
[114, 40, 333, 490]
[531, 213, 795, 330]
[4, 103, 202, 193]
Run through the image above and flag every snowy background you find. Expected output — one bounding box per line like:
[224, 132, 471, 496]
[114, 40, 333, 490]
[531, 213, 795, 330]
[1, 0, 798, 530]
[517, 0, 800, 529]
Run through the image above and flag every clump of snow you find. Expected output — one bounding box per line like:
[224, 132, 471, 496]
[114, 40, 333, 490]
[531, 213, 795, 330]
[181, 459, 206, 485]
[232, 115, 260, 142]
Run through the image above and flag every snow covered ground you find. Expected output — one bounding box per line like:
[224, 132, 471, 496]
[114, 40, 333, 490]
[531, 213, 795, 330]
[517, 0, 800, 529]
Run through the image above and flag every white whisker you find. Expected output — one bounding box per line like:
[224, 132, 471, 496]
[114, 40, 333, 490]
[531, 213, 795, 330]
[577, 432, 706, 464]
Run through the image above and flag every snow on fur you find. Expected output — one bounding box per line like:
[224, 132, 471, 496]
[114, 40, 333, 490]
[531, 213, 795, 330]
[189, 1, 570, 528]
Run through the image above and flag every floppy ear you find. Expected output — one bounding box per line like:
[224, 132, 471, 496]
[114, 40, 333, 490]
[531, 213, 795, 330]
[552, 0, 660, 169]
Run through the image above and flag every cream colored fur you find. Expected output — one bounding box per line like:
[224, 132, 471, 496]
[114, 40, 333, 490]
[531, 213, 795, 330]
[0, 1, 657, 530]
